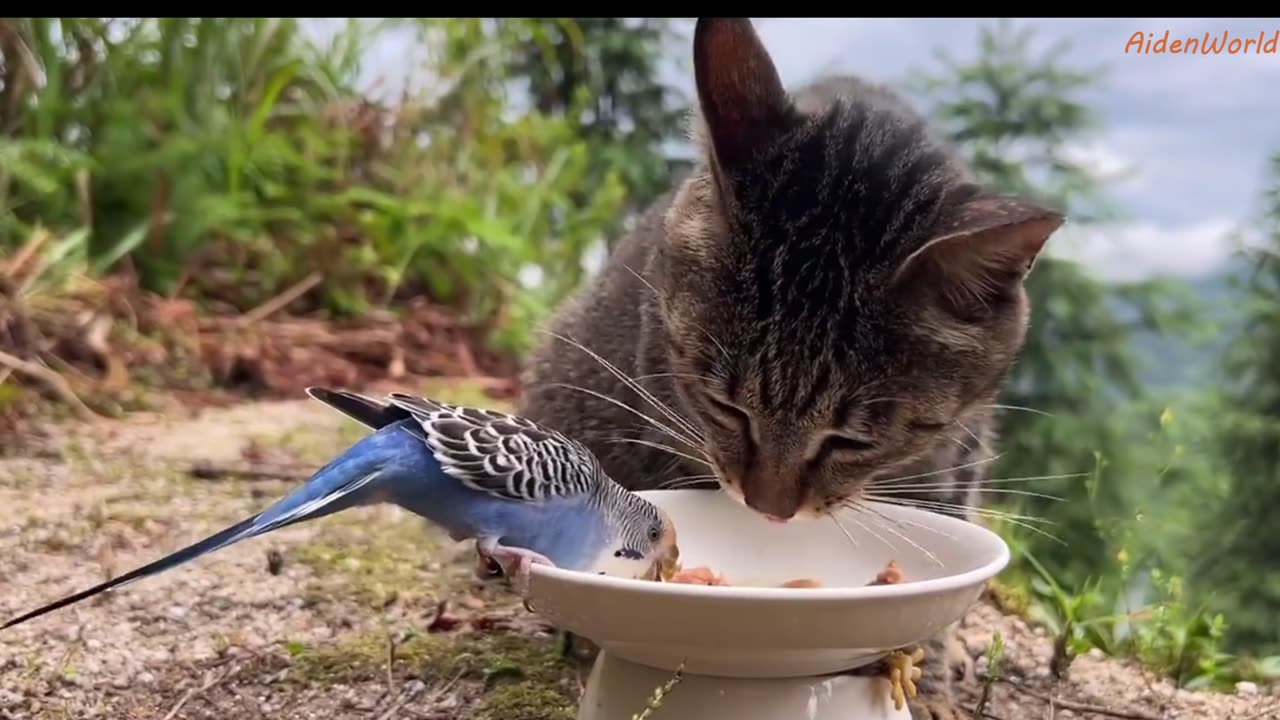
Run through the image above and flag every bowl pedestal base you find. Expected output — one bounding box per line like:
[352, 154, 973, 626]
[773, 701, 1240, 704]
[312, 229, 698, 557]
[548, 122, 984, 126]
[576, 651, 912, 720]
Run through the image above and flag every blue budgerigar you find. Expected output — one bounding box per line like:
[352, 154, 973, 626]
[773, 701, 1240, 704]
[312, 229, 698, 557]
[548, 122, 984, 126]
[1, 387, 681, 631]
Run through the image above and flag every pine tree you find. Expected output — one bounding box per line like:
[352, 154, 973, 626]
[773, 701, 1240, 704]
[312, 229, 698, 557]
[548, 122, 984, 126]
[908, 20, 1198, 580]
[1199, 154, 1280, 653]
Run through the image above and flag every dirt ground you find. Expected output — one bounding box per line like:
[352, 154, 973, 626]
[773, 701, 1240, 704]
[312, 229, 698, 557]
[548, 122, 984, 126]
[1, 389, 1275, 720]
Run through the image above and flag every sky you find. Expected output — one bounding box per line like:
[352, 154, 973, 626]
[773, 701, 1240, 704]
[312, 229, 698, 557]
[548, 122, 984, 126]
[345, 18, 1280, 284]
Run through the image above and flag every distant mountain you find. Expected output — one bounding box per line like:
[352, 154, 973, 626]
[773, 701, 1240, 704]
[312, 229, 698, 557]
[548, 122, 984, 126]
[1126, 256, 1252, 391]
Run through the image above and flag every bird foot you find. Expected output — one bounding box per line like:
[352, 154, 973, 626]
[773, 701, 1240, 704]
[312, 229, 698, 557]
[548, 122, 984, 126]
[884, 646, 925, 712]
[475, 540, 554, 597]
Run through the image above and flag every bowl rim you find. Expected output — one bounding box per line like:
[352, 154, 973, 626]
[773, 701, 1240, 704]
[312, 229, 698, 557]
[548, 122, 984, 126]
[529, 494, 1012, 601]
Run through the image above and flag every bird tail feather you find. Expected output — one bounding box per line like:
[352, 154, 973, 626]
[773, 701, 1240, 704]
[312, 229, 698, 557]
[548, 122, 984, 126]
[1, 432, 395, 631]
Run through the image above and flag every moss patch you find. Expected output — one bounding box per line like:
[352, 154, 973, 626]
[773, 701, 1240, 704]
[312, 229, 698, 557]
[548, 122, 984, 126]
[289, 630, 577, 716]
[475, 681, 576, 720]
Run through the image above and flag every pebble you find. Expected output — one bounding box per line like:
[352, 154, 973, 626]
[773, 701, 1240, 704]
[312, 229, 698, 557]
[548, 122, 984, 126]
[137, 671, 155, 684]
[1086, 648, 1105, 660]
[165, 605, 188, 621]
[1235, 681, 1258, 697]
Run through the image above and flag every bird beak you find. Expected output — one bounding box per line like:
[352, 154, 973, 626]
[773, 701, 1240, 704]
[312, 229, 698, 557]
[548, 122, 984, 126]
[658, 546, 681, 582]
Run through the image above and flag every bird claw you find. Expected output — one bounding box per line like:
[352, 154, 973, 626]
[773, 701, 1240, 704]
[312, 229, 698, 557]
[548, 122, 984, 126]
[474, 541, 554, 598]
[884, 646, 925, 711]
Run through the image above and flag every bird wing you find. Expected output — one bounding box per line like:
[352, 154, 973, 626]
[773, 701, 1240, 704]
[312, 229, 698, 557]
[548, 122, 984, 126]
[306, 386, 412, 429]
[383, 392, 597, 503]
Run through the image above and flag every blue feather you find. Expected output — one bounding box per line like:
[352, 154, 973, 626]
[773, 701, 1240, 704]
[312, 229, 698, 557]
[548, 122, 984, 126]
[2, 417, 608, 631]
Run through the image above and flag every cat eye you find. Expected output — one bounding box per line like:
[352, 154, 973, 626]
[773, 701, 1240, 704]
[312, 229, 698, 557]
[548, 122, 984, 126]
[821, 434, 876, 454]
[702, 393, 751, 430]
[811, 433, 876, 465]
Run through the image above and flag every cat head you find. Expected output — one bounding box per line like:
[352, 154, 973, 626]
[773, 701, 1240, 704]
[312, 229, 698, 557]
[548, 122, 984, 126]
[653, 18, 1064, 520]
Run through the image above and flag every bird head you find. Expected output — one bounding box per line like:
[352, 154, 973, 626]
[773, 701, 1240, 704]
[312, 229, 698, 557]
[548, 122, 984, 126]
[595, 498, 680, 582]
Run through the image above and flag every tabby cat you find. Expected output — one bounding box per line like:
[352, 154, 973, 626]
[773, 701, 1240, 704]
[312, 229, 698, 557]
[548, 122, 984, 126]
[518, 18, 1063, 719]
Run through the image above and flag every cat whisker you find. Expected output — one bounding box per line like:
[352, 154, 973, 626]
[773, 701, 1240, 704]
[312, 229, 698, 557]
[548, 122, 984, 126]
[973, 472, 1092, 485]
[871, 487, 1065, 502]
[633, 371, 718, 384]
[837, 500, 957, 541]
[871, 453, 1003, 487]
[845, 512, 895, 555]
[662, 475, 720, 489]
[864, 495, 1066, 546]
[863, 494, 1053, 524]
[606, 437, 712, 469]
[858, 397, 913, 407]
[547, 382, 700, 450]
[980, 403, 1055, 418]
[543, 330, 706, 445]
[623, 264, 732, 364]
[847, 502, 944, 568]
[828, 513, 860, 550]
[953, 419, 992, 454]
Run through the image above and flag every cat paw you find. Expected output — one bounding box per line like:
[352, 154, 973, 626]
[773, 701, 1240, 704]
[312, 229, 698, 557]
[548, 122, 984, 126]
[907, 699, 966, 720]
[884, 646, 925, 711]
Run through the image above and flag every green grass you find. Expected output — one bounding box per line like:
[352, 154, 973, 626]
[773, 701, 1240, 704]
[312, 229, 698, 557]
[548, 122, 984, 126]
[1, 18, 630, 356]
[987, 401, 1280, 690]
[286, 630, 577, 719]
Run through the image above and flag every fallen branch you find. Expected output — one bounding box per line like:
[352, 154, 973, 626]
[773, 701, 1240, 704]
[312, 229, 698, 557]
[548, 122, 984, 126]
[994, 677, 1164, 720]
[161, 662, 241, 720]
[186, 460, 313, 483]
[963, 705, 1006, 720]
[239, 272, 323, 326]
[0, 348, 97, 419]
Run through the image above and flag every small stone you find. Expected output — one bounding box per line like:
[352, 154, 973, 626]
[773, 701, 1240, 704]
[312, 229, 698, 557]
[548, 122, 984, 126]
[111, 676, 130, 689]
[1235, 681, 1258, 697]
[85, 638, 102, 651]
[137, 671, 155, 684]
[165, 605, 187, 621]
[1086, 648, 1105, 660]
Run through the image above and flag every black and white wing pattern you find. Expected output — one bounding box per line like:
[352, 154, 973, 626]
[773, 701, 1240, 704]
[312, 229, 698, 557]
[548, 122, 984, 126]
[383, 392, 599, 503]
[306, 387, 412, 429]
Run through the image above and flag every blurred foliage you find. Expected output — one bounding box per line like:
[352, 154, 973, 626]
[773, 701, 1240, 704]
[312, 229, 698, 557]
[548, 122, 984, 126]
[497, 18, 689, 213]
[3, 14, 1278, 681]
[908, 19, 1280, 679]
[908, 18, 1204, 582]
[1197, 154, 1280, 654]
[0, 18, 684, 354]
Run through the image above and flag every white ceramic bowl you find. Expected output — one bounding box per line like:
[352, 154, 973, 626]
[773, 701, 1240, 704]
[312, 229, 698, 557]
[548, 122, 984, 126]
[526, 489, 1009, 679]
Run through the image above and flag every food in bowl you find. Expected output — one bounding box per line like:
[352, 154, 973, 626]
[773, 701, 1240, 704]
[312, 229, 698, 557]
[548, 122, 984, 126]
[660, 559, 905, 588]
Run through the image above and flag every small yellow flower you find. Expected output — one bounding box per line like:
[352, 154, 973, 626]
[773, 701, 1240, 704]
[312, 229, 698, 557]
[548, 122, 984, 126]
[1116, 548, 1130, 565]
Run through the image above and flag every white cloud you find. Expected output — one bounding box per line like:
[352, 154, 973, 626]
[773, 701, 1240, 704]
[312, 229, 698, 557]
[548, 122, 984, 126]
[1047, 218, 1256, 282]
[1059, 141, 1136, 181]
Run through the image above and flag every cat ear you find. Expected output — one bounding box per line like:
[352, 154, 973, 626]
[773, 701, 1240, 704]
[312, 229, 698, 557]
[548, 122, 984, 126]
[891, 196, 1065, 316]
[692, 18, 793, 171]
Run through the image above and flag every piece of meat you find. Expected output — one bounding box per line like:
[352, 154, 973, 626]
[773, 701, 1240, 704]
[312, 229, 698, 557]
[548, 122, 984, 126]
[870, 560, 904, 586]
[779, 578, 822, 588]
[667, 566, 729, 585]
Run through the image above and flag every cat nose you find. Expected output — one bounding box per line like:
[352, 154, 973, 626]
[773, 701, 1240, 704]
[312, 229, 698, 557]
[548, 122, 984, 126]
[741, 482, 803, 521]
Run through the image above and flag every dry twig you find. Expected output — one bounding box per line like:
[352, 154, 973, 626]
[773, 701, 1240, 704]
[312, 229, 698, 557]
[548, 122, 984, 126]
[0, 348, 97, 419]
[161, 663, 242, 720]
[995, 677, 1165, 720]
[239, 272, 323, 325]
[186, 460, 312, 483]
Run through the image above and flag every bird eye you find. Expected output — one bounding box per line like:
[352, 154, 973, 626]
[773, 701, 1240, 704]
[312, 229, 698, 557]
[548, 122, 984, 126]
[648, 526, 661, 542]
